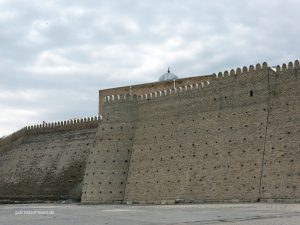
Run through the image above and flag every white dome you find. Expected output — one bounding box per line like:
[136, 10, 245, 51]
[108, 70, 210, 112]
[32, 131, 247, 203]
[158, 68, 178, 81]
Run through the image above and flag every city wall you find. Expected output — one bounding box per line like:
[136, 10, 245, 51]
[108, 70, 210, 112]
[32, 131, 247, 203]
[0, 60, 299, 204]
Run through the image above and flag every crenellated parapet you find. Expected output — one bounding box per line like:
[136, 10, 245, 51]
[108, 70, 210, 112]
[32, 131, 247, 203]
[25, 116, 102, 133]
[102, 80, 211, 102]
[0, 116, 102, 147]
[104, 94, 137, 103]
[25, 116, 102, 130]
[103, 61, 274, 103]
[214, 62, 268, 78]
[138, 80, 211, 101]
[273, 60, 300, 72]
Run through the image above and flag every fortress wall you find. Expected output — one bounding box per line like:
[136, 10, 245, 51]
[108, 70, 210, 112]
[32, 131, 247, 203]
[1, 61, 299, 204]
[124, 65, 270, 203]
[0, 120, 99, 202]
[261, 62, 300, 201]
[81, 96, 137, 203]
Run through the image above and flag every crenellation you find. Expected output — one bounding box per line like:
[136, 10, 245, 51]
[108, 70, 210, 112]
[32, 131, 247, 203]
[249, 65, 255, 71]
[276, 65, 281, 72]
[100, 62, 274, 102]
[295, 60, 299, 68]
[242, 66, 248, 73]
[288, 61, 293, 70]
[273, 60, 300, 72]
[230, 69, 235, 76]
[17, 116, 102, 134]
[256, 63, 261, 70]
[282, 63, 287, 70]
[262, 62, 268, 68]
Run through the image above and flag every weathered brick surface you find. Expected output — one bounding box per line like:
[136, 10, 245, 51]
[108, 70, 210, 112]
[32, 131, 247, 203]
[81, 97, 137, 203]
[0, 61, 299, 204]
[260, 66, 300, 200]
[124, 67, 269, 202]
[0, 122, 98, 201]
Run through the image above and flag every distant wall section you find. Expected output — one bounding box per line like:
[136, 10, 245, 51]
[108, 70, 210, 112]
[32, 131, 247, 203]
[0, 118, 99, 202]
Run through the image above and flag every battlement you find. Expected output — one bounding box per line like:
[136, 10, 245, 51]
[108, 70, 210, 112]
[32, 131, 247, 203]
[215, 62, 268, 77]
[103, 61, 269, 103]
[274, 60, 300, 72]
[0, 116, 102, 147]
[25, 116, 102, 134]
[25, 116, 102, 130]
[102, 60, 300, 105]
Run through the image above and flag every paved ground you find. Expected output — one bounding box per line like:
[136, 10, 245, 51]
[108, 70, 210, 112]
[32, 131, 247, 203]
[0, 203, 300, 225]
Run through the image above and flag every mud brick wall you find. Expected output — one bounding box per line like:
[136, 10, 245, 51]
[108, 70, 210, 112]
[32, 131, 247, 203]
[260, 63, 300, 201]
[0, 61, 299, 204]
[123, 65, 269, 203]
[0, 120, 98, 201]
[81, 96, 137, 203]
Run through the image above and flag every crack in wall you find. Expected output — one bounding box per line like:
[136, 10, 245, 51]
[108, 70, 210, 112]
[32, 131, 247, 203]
[258, 68, 271, 200]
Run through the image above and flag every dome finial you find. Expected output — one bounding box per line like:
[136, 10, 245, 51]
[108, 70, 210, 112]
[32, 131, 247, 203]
[158, 67, 178, 81]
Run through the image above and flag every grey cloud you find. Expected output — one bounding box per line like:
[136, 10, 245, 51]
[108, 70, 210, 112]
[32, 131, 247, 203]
[1, 0, 300, 136]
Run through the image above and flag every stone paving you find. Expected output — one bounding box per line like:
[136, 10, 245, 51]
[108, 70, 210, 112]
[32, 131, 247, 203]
[0, 203, 300, 225]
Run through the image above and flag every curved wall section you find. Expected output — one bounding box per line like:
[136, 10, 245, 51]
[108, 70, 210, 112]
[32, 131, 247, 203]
[81, 96, 137, 203]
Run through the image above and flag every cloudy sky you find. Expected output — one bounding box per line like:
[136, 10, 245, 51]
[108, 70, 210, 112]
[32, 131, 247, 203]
[0, 0, 299, 136]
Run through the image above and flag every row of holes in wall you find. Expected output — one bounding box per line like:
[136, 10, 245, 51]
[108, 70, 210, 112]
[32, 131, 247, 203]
[134, 143, 291, 153]
[0, 142, 293, 162]
[0, 133, 293, 157]
[4, 163, 85, 172]
[100, 117, 295, 132]
[83, 184, 297, 195]
[2, 155, 295, 172]
[0, 150, 89, 160]
[100, 110, 272, 131]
